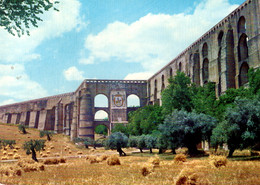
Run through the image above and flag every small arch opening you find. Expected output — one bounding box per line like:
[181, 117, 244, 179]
[169, 68, 173, 77]
[202, 43, 208, 58]
[127, 94, 140, 107]
[237, 16, 246, 33]
[94, 94, 108, 107]
[94, 110, 109, 121]
[178, 62, 182, 72]
[161, 75, 165, 91]
[238, 33, 248, 61]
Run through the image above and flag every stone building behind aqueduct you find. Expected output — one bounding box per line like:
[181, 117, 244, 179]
[0, 0, 259, 140]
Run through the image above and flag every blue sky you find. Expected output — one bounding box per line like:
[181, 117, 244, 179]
[0, 0, 244, 105]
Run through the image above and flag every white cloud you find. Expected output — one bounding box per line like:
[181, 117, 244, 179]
[124, 72, 153, 80]
[0, 0, 84, 63]
[0, 64, 48, 103]
[80, 0, 239, 73]
[63, 66, 85, 81]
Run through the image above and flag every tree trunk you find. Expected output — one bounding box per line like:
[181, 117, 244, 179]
[117, 148, 126, 156]
[139, 148, 143, 153]
[31, 149, 38, 162]
[171, 148, 176, 154]
[228, 148, 234, 157]
[159, 148, 165, 154]
[214, 145, 218, 153]
[149, 148, 153, 153]
[22, 128, 27, 134]
[84, 144, 89, 149]
[47, 134, 51, 141]
[188, 145, 198, 155]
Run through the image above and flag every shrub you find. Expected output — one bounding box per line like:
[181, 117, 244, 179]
[107, 155, 120, 166]
[174, 154, 187, 163]
[209, 155, 227, 168]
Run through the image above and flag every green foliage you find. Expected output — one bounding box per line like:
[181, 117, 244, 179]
[18, 124, 28, 134]
[73, 137, 95, 148]
[161, 71, 194, 114]
[95, 125, 108, 135]
[23, 139, 45, 161]
[224, 99, 260, 156]
[192, 82, 217, 117]
[248, 67, 260, 95]
[106, 132, 128, 150]
[210, 121, 228, 150]
[0, 0, 59, 36]
[159, 110, 216, 155]
[128, 136, 138, 147]
[112, 123, 129, 136]
[39, 130, 54, 141]
[136, 135, 146, 153]
[144, 135, 157, 153]
[127, 105, 164, 135]
[23, 139, 45, 153]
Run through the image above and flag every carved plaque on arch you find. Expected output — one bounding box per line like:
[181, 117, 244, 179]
[110, 90, 126, 109]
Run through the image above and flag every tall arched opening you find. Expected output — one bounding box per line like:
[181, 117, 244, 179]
[193, 53, 200, 86]
[237, 16, 246, 33]
[226, 29, 236, 88]
[238, 33, 248, 61]
[202, 58, 209, 84]
[239, 62, 249, 86]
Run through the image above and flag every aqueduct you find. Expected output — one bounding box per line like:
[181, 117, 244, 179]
[0, 0, 259, 140]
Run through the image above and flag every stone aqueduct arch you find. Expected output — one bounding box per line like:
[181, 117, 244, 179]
[0, 0, 260, 140]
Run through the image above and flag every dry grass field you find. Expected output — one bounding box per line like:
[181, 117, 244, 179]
[0, 123, 260, 185]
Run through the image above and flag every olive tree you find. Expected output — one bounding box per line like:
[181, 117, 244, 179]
[18, 124, 28, 134]
[144, 135, 157, 153]
[106, 132, 128, 156]
[159, 110, 216, 155]
[23, 139, 45, 162]
[224, 99, 260, 157]
[40, 130, 54, 141]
